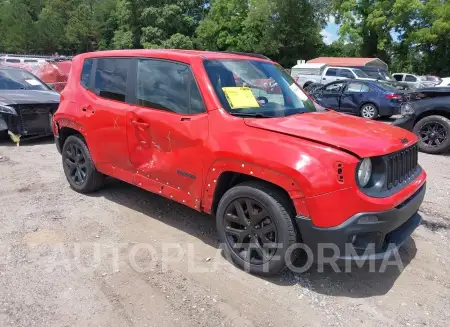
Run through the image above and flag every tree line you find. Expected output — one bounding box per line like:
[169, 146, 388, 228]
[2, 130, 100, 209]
[0, 0, 449, 75]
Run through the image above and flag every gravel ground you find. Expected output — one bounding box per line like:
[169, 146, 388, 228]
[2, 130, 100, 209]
[0, 137, 449, 327]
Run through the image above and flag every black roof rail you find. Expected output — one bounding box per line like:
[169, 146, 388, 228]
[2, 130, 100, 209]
[223, 51, 271, 60]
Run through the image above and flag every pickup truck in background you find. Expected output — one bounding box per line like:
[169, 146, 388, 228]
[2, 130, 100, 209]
[291, 63, 375, 89]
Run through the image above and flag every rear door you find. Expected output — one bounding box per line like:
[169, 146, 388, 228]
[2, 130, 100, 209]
[340, 82, 374, 114]
[126, 58, 208, 204]
[77, 57, 134, 176]
[315, 81, 344, 110]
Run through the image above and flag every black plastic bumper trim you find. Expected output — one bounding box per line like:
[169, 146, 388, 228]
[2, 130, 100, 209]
[296, 183, 426, 262]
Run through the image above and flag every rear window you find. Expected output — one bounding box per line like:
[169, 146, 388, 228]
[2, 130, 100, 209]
[0, 68, 50, 90]
[92, 58, 131, 102]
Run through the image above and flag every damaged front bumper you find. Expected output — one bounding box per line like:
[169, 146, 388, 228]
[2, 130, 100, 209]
[0, 103, 56, 142]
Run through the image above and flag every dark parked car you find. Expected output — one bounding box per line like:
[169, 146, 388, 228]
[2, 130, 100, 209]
[0, 66, 60, 143]
[393, 88, 450, 154]
[308, 80, 403, 119]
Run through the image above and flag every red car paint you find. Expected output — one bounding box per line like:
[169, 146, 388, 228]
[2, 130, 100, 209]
[53, 50, 426, 228]
[37, 61, 72, 92]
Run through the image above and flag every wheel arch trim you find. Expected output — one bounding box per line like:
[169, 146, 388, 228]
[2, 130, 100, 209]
[201, 159, 308, 217]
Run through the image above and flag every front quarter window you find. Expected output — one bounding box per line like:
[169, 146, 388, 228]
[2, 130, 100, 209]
[203, 59, 318, 117]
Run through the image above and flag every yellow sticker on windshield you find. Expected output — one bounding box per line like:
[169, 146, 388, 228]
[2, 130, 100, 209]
[222, 87, 260, 109]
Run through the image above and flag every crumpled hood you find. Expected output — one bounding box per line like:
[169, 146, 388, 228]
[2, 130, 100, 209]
[244, 111, 418, 157]
[0, 90, 60, 106]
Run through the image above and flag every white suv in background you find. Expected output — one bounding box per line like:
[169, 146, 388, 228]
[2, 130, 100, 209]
[392, 73, 438, 89]
[293, 64, 374, 88]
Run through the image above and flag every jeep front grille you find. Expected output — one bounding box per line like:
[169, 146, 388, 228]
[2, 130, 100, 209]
[386, 144, 419, 189]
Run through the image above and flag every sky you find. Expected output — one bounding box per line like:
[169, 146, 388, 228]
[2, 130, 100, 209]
[321, 17, 340, 45]
[321, 17, 400, 45]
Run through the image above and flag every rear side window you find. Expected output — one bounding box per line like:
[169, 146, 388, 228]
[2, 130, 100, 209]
[393, 74, 403, 81]
[346, 82, 371, 92]
[136, 59, 205, 115]
[326, 68, 338, 76]
[360, 84, 371, 92]
[93, 58, 131, 102]
[6, 59, 20, 63]
[80, 59, 93, 89]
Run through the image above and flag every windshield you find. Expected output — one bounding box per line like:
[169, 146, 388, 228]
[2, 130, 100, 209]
[363, 70, 395, 81]
[0, 68, 50, 91]
[353, 69, 370, 78]
[203, 59, 318, 117]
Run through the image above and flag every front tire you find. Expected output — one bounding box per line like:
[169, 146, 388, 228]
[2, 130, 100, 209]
[413, 115, 450, 154]
[216, 181, 298, 276]
[360, 103, 379, 119]
[62, 135, 105, 193]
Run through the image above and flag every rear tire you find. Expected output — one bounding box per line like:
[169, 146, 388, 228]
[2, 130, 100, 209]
[360, 103, 379, 119]
[413, 115, 450, 154]
[216, 181, 299, 276]
[62, 135, 105, 193]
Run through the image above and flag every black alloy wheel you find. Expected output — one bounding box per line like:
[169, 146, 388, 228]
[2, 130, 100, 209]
[64, 143, 88, 186]
[413, 115, 450, 154]
[62, 135, 105, 193]
[223, 198, 278, 264]
[216, 181, 299, 276]
[419, 122, 447, 148]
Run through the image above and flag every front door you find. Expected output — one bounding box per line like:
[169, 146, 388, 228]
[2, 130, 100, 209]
[126, 58, 209, 206]
[316, 81, 344, 110]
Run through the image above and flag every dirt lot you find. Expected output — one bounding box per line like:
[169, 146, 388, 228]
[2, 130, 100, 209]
[0, 137, 449, 327]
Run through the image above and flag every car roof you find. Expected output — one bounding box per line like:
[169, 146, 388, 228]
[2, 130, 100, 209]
[77, 49, 273, 62]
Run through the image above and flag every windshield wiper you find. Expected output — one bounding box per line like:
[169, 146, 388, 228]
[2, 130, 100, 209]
[229, 112, 272, 118]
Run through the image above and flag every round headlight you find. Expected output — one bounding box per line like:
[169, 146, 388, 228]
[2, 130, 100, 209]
[357, 158, 372, 187]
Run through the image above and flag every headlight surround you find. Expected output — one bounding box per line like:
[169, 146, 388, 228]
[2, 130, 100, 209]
[0, 104, 17, 116]
[400, 102, 414, 116]
[357, 158, 372, 187]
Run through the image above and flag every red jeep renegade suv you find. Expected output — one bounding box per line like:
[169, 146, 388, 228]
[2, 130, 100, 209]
[53, 50, 426, 275]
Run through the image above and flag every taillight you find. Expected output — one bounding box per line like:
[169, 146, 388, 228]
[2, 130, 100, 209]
[385, 93, 402, 99]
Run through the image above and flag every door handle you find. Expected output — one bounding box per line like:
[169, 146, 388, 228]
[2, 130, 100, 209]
[131, 120, 149, 129]
[180, 117, 191, 122]
[82, 107, 87, 112]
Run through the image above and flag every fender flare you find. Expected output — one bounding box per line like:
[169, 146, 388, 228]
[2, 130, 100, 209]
[201, 159, 308, 216]
[54, 117, 85, 136]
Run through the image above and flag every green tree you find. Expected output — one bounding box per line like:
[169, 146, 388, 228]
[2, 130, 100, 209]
[0, 0, 35, 52]
[196, 0, 323, 66]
